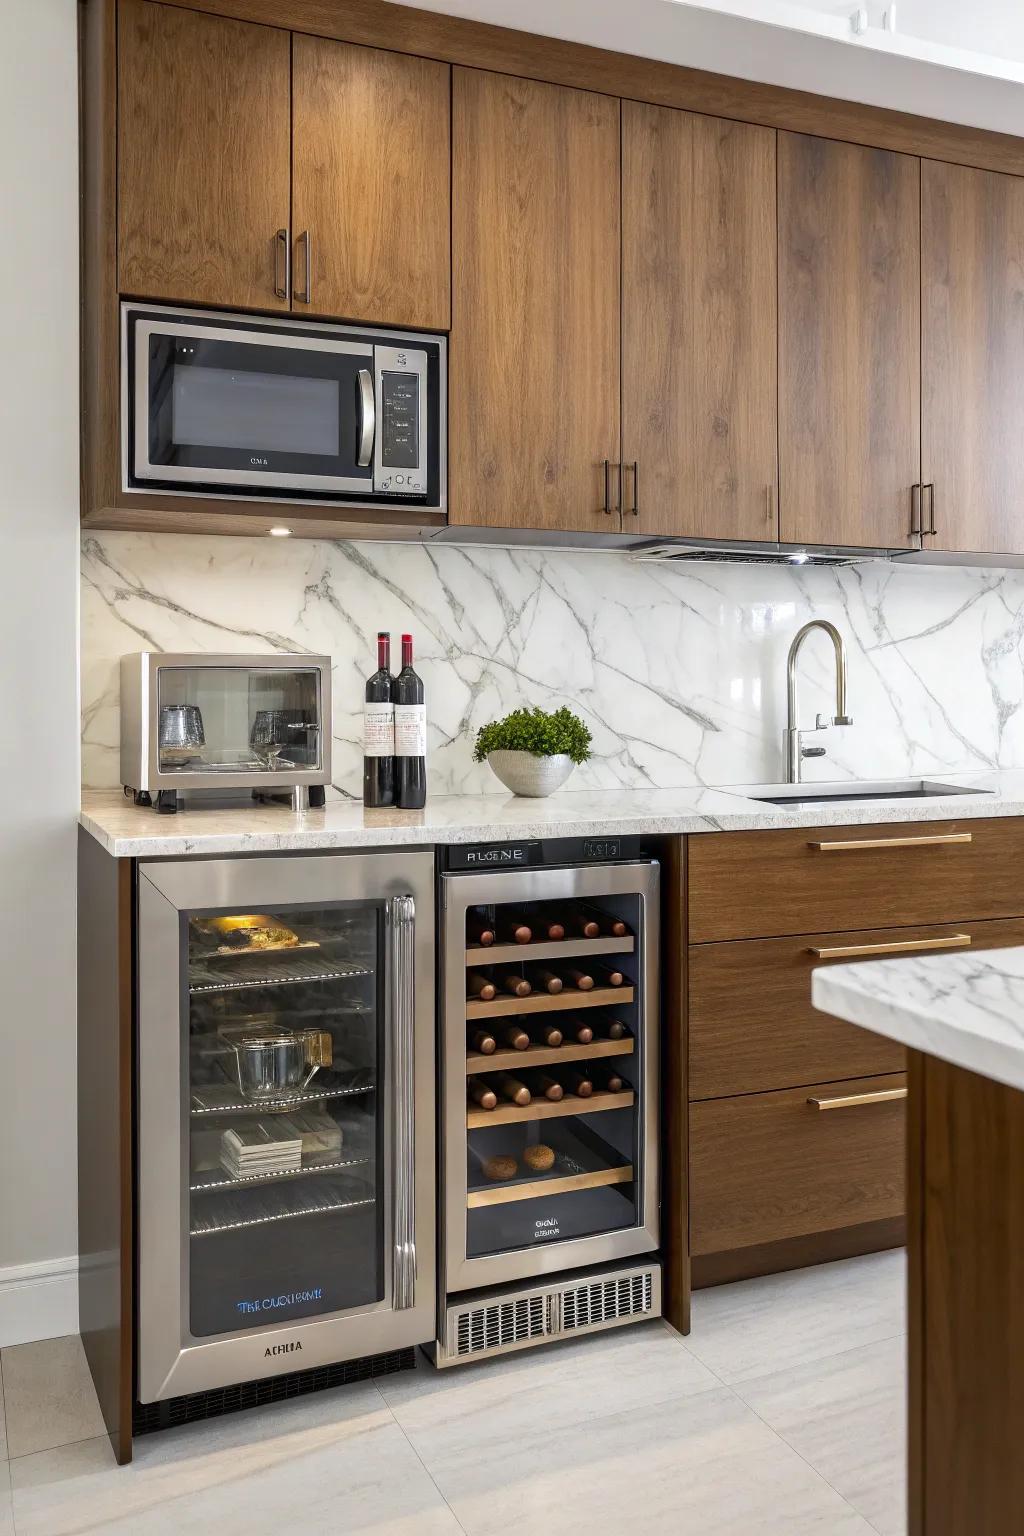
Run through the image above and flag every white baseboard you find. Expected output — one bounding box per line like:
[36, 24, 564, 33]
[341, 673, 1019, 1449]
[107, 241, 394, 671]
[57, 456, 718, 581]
[0, 1256, 79, 1347]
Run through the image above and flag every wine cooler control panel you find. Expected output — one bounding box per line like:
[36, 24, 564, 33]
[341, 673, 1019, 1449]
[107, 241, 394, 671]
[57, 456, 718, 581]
[436, 852, 661, 1365]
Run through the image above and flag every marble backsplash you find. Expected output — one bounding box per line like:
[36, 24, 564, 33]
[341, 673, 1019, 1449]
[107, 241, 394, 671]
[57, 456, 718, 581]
[81, 532, 1024, 799]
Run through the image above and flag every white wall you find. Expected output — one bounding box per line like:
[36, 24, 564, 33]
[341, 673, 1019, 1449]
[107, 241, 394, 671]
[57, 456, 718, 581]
[0, 0, 80, 1343]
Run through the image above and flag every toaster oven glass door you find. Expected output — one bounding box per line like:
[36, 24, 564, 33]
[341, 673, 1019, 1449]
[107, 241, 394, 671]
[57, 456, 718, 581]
[155, 664, 323, 778]
[134, 317, 376, 493]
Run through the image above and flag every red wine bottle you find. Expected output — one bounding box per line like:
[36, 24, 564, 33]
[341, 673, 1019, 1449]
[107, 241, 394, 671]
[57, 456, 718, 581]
[363, 631, 394, 808]
[394, 633, 426, 810]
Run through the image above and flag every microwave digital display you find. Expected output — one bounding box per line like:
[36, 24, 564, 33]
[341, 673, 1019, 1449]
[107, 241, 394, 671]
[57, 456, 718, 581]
[380, 372, 419, 470]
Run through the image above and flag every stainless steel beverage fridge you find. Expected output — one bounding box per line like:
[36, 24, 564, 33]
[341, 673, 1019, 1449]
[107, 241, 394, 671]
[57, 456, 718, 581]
[435, 837, 662, 1367]
[136, 851, 434, 1405]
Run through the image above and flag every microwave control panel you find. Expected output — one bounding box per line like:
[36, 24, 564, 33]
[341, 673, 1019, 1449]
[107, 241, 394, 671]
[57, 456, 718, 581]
[374, 346, 428, 495]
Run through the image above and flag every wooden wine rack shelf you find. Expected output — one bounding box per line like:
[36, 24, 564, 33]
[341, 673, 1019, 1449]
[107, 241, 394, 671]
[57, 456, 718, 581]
[465, 936, 634, 967]
[467, 1164, 634, 1208]
[467, 1089, 634, 1129]
[466, 986, 633, 1020]
[464, 1037, 634, 1075]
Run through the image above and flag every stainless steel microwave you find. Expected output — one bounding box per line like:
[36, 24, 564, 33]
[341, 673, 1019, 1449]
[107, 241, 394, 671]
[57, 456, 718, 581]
[122, 303, 446, 510]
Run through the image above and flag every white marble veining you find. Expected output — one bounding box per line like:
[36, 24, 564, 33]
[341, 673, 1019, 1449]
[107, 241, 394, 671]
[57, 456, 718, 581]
[79, 770, 1024, 856]
[81, 532, 1024, 801]
[813, 946, 1024, 1093]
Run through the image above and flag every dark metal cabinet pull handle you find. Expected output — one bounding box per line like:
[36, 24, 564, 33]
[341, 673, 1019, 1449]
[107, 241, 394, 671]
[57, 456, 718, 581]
[924, 482, 936, 536]
[911, 482, 922, 538]
[603, 459, 613, 515]
[273, 228, 290, 300]
[295, 230, 312, 303]
[630, 460, 639, 517]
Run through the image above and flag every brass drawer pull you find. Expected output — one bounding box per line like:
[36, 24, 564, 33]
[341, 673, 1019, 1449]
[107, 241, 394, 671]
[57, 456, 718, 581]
[808, 933, 971, 960]
[808, 1087, 908, 1111]
[807, 833, 973, 852]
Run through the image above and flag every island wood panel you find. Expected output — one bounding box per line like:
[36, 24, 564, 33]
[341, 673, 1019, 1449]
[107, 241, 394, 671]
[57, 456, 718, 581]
[175, 0, 1024, 181]
[622, 104, 777, 540]
[291, 37, 450, 328]
[117, 0, 291, 310]
[778, 133, 921, 550]
[661, 836, 690, 1334]
[922, 160, 1024, 556]
[911, 1050, 1024, 1535]
[690, 917, 1024, 1099]
[450, 68, 621, 531]
[687, 819, 1024, 943]
[690, 1072, 906, 1255]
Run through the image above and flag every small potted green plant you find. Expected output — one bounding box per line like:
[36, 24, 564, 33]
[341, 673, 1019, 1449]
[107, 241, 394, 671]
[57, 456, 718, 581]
[473, 706, 592, 797]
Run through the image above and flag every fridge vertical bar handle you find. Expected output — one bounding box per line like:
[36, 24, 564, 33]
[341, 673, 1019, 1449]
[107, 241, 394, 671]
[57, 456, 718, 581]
[388, 894, 417, 1310]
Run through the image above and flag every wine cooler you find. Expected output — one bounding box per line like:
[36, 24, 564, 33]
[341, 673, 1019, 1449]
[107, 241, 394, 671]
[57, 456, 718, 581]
[135, 851, 435, 1405]
[435, 838, 662, 1366]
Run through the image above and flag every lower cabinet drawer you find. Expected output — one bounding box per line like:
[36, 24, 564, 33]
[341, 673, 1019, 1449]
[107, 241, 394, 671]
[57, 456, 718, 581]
[688, 917, 1024, 1099]
[689, 1073, 906, 1256]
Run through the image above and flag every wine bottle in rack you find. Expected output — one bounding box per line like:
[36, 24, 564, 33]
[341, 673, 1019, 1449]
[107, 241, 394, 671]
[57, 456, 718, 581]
[394, 633, 426, 810]
[495, 1073, 531, 1106]
[500, 1023, 530, 1051]
[582, 904, 631, 938]
[525, 965, 563, 995]
[595, 1016, 630, 1041]
[563, 1067, 594, 1099]
[468, 1077, 498, 1110]
[567, 906, 601, 939]
[496, 912, 532, 945]
[362, 631, 395, 808]
[529, 910, 566, 941]
[562, 965, 595, 992]
[523, 1069, 564, 1102]
[593, 964, 625, 988]
[467, 971, 497, 1002]
[563, 1016, 594, 1045]
[530, 1020, 564, 1048]
[501, 973, 532, 998]
[467, 909, 496, 947]
[469, 1028, 497, 1055]
[591, 1063, 627, 1094]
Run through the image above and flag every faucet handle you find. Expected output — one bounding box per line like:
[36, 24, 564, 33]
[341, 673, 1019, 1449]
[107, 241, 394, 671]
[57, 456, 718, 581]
[814, 712, 854, 729]
[834, 714, 854, 726]
[801, 745, 828, 760]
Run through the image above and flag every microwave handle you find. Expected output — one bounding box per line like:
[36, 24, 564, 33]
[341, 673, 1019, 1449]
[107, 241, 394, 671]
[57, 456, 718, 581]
[388, 893, 416, 1310]
[356, 369, 376, 469]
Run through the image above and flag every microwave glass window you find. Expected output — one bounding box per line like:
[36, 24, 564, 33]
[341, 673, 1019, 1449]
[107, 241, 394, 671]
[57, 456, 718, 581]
[380, 372, 419, 470]
[171, 365, 341, 458]
[156, 665, 322, 775]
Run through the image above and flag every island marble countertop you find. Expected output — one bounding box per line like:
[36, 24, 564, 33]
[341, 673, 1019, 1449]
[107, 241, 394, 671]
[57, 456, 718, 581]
[813, 947, 1024, 1094]
[80, 768, 1024, 858]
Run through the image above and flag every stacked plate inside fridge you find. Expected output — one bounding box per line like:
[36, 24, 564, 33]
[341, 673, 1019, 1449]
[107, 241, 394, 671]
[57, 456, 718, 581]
[221, 1122, 302, 1179]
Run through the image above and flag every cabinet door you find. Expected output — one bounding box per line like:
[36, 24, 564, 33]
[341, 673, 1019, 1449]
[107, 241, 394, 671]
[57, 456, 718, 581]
[450, 69, 620, 532]
[117, 0, 290, 311]
[291, 38, 450, 329]
[778, 133, 920, 550]
[622, 105, 777, 540]
[923, 161, 1024, 555]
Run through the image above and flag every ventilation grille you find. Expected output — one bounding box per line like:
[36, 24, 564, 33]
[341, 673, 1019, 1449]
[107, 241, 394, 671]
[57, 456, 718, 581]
[133, 1347, 415, 1436]
[455, 1294, 548, 1358]
[562, 1271, 653, 1331]
[630, 542, 884, 568]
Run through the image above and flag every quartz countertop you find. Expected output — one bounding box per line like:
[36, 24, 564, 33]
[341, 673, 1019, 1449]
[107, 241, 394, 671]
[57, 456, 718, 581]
[813, 947, 1024, 1094]
[80, 768, 1024, 858]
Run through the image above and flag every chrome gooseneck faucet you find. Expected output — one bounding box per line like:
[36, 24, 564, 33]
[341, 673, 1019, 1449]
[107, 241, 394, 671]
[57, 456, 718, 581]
[785, 620, 854, 783]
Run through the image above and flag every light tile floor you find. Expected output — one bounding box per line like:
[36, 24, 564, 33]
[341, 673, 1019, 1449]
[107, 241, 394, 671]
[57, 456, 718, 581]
[0, 1249, 906, 1535]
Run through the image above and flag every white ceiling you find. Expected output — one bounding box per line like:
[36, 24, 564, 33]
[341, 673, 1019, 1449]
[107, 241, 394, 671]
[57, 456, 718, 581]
[389, 0, 1024, 137]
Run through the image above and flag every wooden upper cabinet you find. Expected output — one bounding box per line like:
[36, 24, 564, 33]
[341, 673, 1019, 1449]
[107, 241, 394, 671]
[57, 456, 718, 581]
[450, 69, 621, 531]
[923, 161, 1024, 555]
[291, 38, 450, 329]
[622, 104, 778, 540]
[117, 0, 291, 311]
[778, 133, 921, 550]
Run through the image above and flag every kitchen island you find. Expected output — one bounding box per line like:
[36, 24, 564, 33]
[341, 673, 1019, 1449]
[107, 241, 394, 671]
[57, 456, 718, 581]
[813, 948, 1024, 1536]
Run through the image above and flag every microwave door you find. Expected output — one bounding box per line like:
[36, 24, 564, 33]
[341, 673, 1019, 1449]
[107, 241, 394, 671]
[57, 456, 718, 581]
[134, 319, 375, 495]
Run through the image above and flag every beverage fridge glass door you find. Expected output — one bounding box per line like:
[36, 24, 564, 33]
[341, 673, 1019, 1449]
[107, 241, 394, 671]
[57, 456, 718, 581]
[443, 863, 659, 1292]
[137, 852, 434, 1404]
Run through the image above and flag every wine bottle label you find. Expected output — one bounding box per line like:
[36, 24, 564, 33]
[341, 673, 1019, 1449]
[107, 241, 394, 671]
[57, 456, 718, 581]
[363, 701, 395, 758]
[394, 703, 427, 757]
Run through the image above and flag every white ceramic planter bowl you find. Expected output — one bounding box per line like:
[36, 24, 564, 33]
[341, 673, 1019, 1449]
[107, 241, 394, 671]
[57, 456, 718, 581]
[485, 750, 576, 798]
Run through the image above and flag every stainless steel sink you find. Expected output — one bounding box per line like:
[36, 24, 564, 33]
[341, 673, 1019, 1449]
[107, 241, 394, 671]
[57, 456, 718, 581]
[735, 778, 995, 809]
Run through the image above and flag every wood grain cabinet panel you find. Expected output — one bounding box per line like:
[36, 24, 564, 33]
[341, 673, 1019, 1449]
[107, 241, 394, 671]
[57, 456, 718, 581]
[689, 916, 1024, 1100]
[687, 818, 1024, 942]
[690, 1073, 906, 1255]
[778, 132, 921, 550]
[923, 160, 1024, 556]
[450, 68, 621, 532]
[622, 104, 777, 540]
[117, 0, 291, 311]
[291, 37, 450, 328]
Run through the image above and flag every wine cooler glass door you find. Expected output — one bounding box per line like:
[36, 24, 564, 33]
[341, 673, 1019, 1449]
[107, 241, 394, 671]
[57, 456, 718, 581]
[443, 863, 659, 1292]
[137, 852, 435, 1405]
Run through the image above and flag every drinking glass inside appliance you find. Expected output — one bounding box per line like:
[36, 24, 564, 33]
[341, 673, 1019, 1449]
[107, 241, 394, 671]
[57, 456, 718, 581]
[156, 664, 322, 775]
